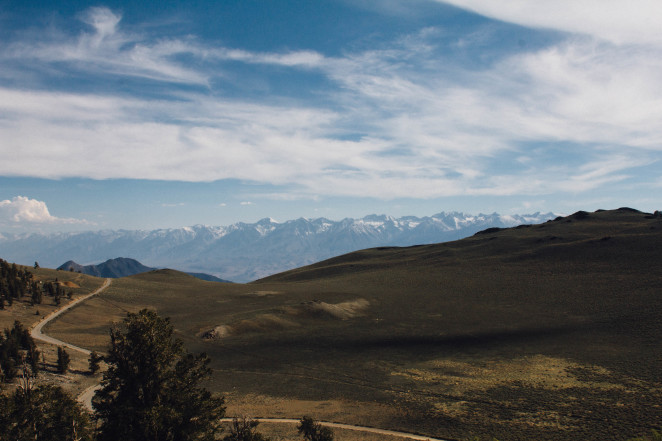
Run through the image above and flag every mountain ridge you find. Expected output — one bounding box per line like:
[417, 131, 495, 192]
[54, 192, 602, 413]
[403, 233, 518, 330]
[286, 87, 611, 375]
[56, 257, 229, 282]
[1, 211, 556, 282]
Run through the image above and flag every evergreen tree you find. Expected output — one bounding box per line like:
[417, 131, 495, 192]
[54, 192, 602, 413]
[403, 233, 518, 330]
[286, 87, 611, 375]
[298, 416, 334, 441]
[27, 343, 40, 376]
[31, 281, 43, 305]
[0, 321, 38, 382]
[93, 309, 226, 441]
[57, 346, 70, 374]
[223, 417, 271, 441]
[54, 285, 63, 305]
[0, 379, 94, 440]
[44, 281, 55, 297]
[88, 351, 102, 374]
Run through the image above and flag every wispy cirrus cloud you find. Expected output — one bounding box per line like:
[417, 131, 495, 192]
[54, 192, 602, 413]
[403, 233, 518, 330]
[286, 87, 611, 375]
[0, 4, 660, 204]
[4, 7, 207, 85]
[3, 7, 324, 86]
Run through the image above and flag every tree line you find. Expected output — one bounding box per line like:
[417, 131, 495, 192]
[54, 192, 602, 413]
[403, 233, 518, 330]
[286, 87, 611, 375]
[0, 259, 72, 309]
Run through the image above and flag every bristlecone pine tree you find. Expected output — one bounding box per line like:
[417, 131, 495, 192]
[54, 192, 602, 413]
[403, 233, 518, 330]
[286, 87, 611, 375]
[298, 416, 334, 441]
[93, 309, 226, 441]
[223, 417, 271, 441]
[0, 372, 94, 441]
[88, 351, 103, 374]
[57, 346, 70, 374]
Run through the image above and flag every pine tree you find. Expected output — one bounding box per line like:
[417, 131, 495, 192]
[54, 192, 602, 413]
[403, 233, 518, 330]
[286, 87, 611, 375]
[93, 309, 226, 441]
[0, 321, 38, 382]
[57, 346, 70, 374]
[27, 343, 40, 376]
[223, 417, 271, 441]
[0, 377, 94, 440]
[88, 351, 102, 374]
[298, 416, 334, 441]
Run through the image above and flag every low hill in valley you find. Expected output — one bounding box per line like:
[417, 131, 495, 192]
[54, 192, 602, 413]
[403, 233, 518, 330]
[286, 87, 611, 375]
[57, 257, 229, 282]
[58, 257, 153, 278]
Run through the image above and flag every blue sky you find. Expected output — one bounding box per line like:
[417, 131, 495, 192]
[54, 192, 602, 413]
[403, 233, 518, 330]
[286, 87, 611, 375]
[1, 0, 661, 233]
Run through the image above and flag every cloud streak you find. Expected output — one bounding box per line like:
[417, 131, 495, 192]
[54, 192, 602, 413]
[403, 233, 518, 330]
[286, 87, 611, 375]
[0, 5, 660, 202]
[439, 0, 662, 46]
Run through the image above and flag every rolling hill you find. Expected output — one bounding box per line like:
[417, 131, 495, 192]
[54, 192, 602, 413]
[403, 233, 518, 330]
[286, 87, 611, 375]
[58, 257, 153, 278]
[57, 257, 229, 282]
[32, 208, 662, 440]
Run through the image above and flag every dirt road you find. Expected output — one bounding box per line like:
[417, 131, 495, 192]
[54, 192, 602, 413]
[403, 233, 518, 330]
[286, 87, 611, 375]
[30, 278, 112, 354]
[29, 278, 111, 410]
[220, 418, 447, 441]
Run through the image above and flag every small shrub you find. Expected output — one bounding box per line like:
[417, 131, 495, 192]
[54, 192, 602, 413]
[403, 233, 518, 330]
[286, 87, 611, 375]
[223, 417, 270, 441]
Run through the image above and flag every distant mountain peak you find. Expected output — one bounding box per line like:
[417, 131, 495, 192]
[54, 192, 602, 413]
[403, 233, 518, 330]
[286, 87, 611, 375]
[5, 210, 558, 283]
[57, 257, 151, 278]
[56, 257, 229, 282]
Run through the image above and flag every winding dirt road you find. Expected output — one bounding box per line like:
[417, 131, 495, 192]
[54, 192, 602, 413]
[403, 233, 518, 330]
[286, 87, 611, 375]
[220, 418, 446, 440]
[30, 278, 112, 354]
[29, 278, 111, 409]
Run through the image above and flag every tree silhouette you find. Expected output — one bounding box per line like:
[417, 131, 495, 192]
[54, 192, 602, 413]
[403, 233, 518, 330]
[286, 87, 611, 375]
[88, 351, 103, 374]
[0, 377, 93, 441]
[57, 346, 70, 374]
[223, 417, 271, 441]
[93, 309, 226, 441]
[298, 416, 334, 441]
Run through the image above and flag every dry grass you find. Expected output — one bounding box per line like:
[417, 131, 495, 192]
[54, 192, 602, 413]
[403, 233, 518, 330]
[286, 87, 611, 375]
[203, 298, 370, 339]
[298, 299, 370, 320]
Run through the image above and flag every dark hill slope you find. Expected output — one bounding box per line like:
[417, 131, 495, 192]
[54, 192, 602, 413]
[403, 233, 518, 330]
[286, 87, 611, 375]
[58, 257, 229, 282]
[259, 208, 662, 285]
[253, 208, 662, 376]
[58, 257, 152, 278]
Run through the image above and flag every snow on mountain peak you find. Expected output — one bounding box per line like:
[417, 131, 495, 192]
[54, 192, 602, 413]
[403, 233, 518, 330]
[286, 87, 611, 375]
[0, 210, 558, 283]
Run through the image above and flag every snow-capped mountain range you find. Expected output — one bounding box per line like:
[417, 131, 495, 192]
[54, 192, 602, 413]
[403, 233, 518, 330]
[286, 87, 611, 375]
[0, 212, 556, 282]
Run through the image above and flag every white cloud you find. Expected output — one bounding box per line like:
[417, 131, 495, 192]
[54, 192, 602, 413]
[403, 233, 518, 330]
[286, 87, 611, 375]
[240, 201, 254, 206]
[211, 48, 324, 68]
[78, 6, 122, 46]
[0, 196, 88, 227]
[0, 6, 660, 202]
[4, 7, 207, 85]
[438, 0, 662, 46]
[2, 7, 325, 86]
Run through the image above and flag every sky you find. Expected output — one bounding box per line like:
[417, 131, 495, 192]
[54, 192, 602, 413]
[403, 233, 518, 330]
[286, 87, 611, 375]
[1, 0, 661, 233]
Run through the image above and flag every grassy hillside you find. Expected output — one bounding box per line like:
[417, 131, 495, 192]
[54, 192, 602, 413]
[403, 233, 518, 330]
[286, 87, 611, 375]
[45, 208, 662, 440]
